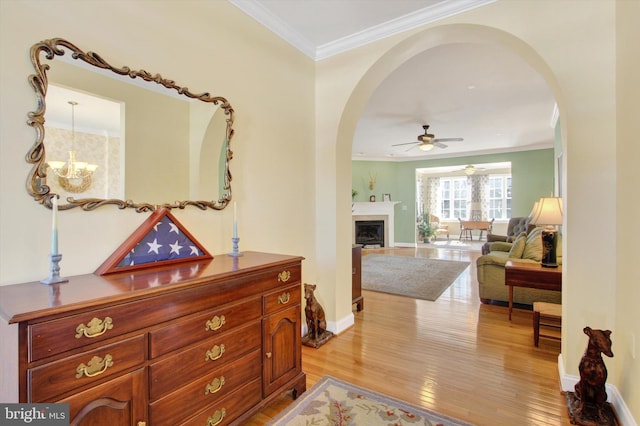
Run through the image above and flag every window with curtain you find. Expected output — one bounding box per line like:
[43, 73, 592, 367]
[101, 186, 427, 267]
[488, 175, 512, 219]
[439, 177, 468, 219]
[417, 162, 512, 221]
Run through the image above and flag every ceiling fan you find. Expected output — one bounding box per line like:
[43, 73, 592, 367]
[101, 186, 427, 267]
[392, 124, 463, 152]
[460, 164, 486, 175]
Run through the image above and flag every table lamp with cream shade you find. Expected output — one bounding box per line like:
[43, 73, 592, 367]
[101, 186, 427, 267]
[530, 197, 563, 268]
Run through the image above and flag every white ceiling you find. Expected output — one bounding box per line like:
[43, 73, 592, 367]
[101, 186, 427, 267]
[230, 0, 557, 162]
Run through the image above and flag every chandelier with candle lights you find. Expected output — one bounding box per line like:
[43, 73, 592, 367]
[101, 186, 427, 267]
[47, 101, 98, 193]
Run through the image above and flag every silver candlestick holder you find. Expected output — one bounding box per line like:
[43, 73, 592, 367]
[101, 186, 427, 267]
[228, 237, 243, 257]
[41, 253, 69, 285]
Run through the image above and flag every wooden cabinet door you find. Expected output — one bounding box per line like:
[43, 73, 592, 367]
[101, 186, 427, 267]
[262, 305, 302, 396]
[58, 368, 147, 426]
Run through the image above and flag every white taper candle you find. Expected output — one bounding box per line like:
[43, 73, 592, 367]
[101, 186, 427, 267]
[51, 196, 59, 255]
[233, 202, 238, 238]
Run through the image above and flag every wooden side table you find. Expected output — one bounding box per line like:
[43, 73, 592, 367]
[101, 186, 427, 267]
[504, 261, 562, 320]
[459, 220, 493, 240]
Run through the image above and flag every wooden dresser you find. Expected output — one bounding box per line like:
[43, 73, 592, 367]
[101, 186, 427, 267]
[0, 251, 306, 426]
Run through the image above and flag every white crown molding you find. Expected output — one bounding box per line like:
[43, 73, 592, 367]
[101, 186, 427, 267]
[228, 0, 317, 58]
[229, 0, 496, 61]
[317, 0, 496, 60]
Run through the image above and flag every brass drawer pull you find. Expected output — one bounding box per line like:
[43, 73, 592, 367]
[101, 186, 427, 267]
[205, 344, 225, 361]
[205, 376, 225, 395]
[278, 292, 291, 305]
[205, 315, 226, 331]
[76, 354, 113, 378]
[277, 270, 291, 282]
[206, 408, 226, 426]
[75, 317, 113, 339]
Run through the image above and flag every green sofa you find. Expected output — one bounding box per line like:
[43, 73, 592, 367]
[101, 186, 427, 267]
[476, 227, 562, 305]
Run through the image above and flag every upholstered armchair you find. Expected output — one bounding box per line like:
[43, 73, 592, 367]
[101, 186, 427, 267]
[481, 216, 535, 254]
[429, 214, 450, 240]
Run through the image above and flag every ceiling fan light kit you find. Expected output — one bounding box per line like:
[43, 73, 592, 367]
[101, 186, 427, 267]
[391, 124, 463, 153]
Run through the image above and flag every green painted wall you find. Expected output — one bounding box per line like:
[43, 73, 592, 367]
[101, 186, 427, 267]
[353, 149, 555, 244]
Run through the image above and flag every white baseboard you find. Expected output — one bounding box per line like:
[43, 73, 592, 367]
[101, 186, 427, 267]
[394, 242, 415, 248]
[331, 312, 355, 334]
[558, 354, 637, 426]
[303, 312, 354, 337]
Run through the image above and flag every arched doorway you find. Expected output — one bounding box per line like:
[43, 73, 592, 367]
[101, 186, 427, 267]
[331, 23, 564, 328]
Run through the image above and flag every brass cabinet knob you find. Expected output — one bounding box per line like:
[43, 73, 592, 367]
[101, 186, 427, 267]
[205, 344, 225, 362]
[205, 376, 225, 395]
[277, 270, 291, 282]
[278, 292, 291, 305]
[75, 354, 113, 378]
[205, 315, 226, 331]
[75, 317, 113, 339]
[206, 408, 226, 426]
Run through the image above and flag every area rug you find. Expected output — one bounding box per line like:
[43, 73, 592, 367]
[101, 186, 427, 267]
[266, 375, 474, 426]
[362, 255, 470, 301]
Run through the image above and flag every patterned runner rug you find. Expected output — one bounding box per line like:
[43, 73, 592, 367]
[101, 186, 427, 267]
[362, 255, 470, 301]
[266, 375, 474, 425]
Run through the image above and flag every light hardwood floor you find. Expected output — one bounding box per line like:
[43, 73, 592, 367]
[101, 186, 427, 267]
[247, 241, 571, 425]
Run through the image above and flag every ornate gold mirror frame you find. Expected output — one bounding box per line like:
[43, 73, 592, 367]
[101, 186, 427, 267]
[27, 38, 235, 212]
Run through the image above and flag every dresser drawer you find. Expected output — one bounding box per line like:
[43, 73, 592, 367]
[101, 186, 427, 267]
[26, 267, 294, 363]
[28, 290, 208, 362]
[149, 321, 261, 400]
[263, 284, 301, 315]
[149, 297, 261, 358]
[179, 378, 262, 426]
[28, 334, 146, 402]
[149, 349, 261, 426]
[268, 264, 301, 288]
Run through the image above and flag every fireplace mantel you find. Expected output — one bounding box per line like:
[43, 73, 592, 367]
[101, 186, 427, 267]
[352, 202, 399, 247]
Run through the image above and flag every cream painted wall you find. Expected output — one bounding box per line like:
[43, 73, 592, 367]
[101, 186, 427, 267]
[615, 0, 640, 417]
[315, 0, 638, 420]
[0, 1, 317, 287]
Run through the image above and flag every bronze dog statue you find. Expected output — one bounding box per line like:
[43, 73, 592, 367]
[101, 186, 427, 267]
[567, 327, 616, 425]
[302, 283, 333, 348]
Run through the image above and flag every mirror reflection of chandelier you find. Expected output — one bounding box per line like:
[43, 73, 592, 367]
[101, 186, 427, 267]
[47, 101, 98, 192]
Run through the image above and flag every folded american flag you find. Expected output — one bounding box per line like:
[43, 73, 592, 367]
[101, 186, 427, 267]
[118, 215, 205, 267]
[95, 208, 212, 275]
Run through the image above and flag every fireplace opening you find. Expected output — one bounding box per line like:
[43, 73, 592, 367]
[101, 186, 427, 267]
[355, 220, 384, 247]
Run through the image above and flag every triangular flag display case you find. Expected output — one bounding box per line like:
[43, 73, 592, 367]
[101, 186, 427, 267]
[96, 208, 212, 275]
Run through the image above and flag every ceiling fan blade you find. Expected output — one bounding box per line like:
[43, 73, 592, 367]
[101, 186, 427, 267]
[433, 137, 463, 143]
[434, 142, 448, 149]
[404, 145, 418, 152]
[391, 142, 419, 147]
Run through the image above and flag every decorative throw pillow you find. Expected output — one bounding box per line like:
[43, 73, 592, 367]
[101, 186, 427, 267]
[522, 227, 544, 261]
[508, 232, 528, 258]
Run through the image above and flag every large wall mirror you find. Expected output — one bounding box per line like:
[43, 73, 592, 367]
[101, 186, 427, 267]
[26, 38, 235, 212]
